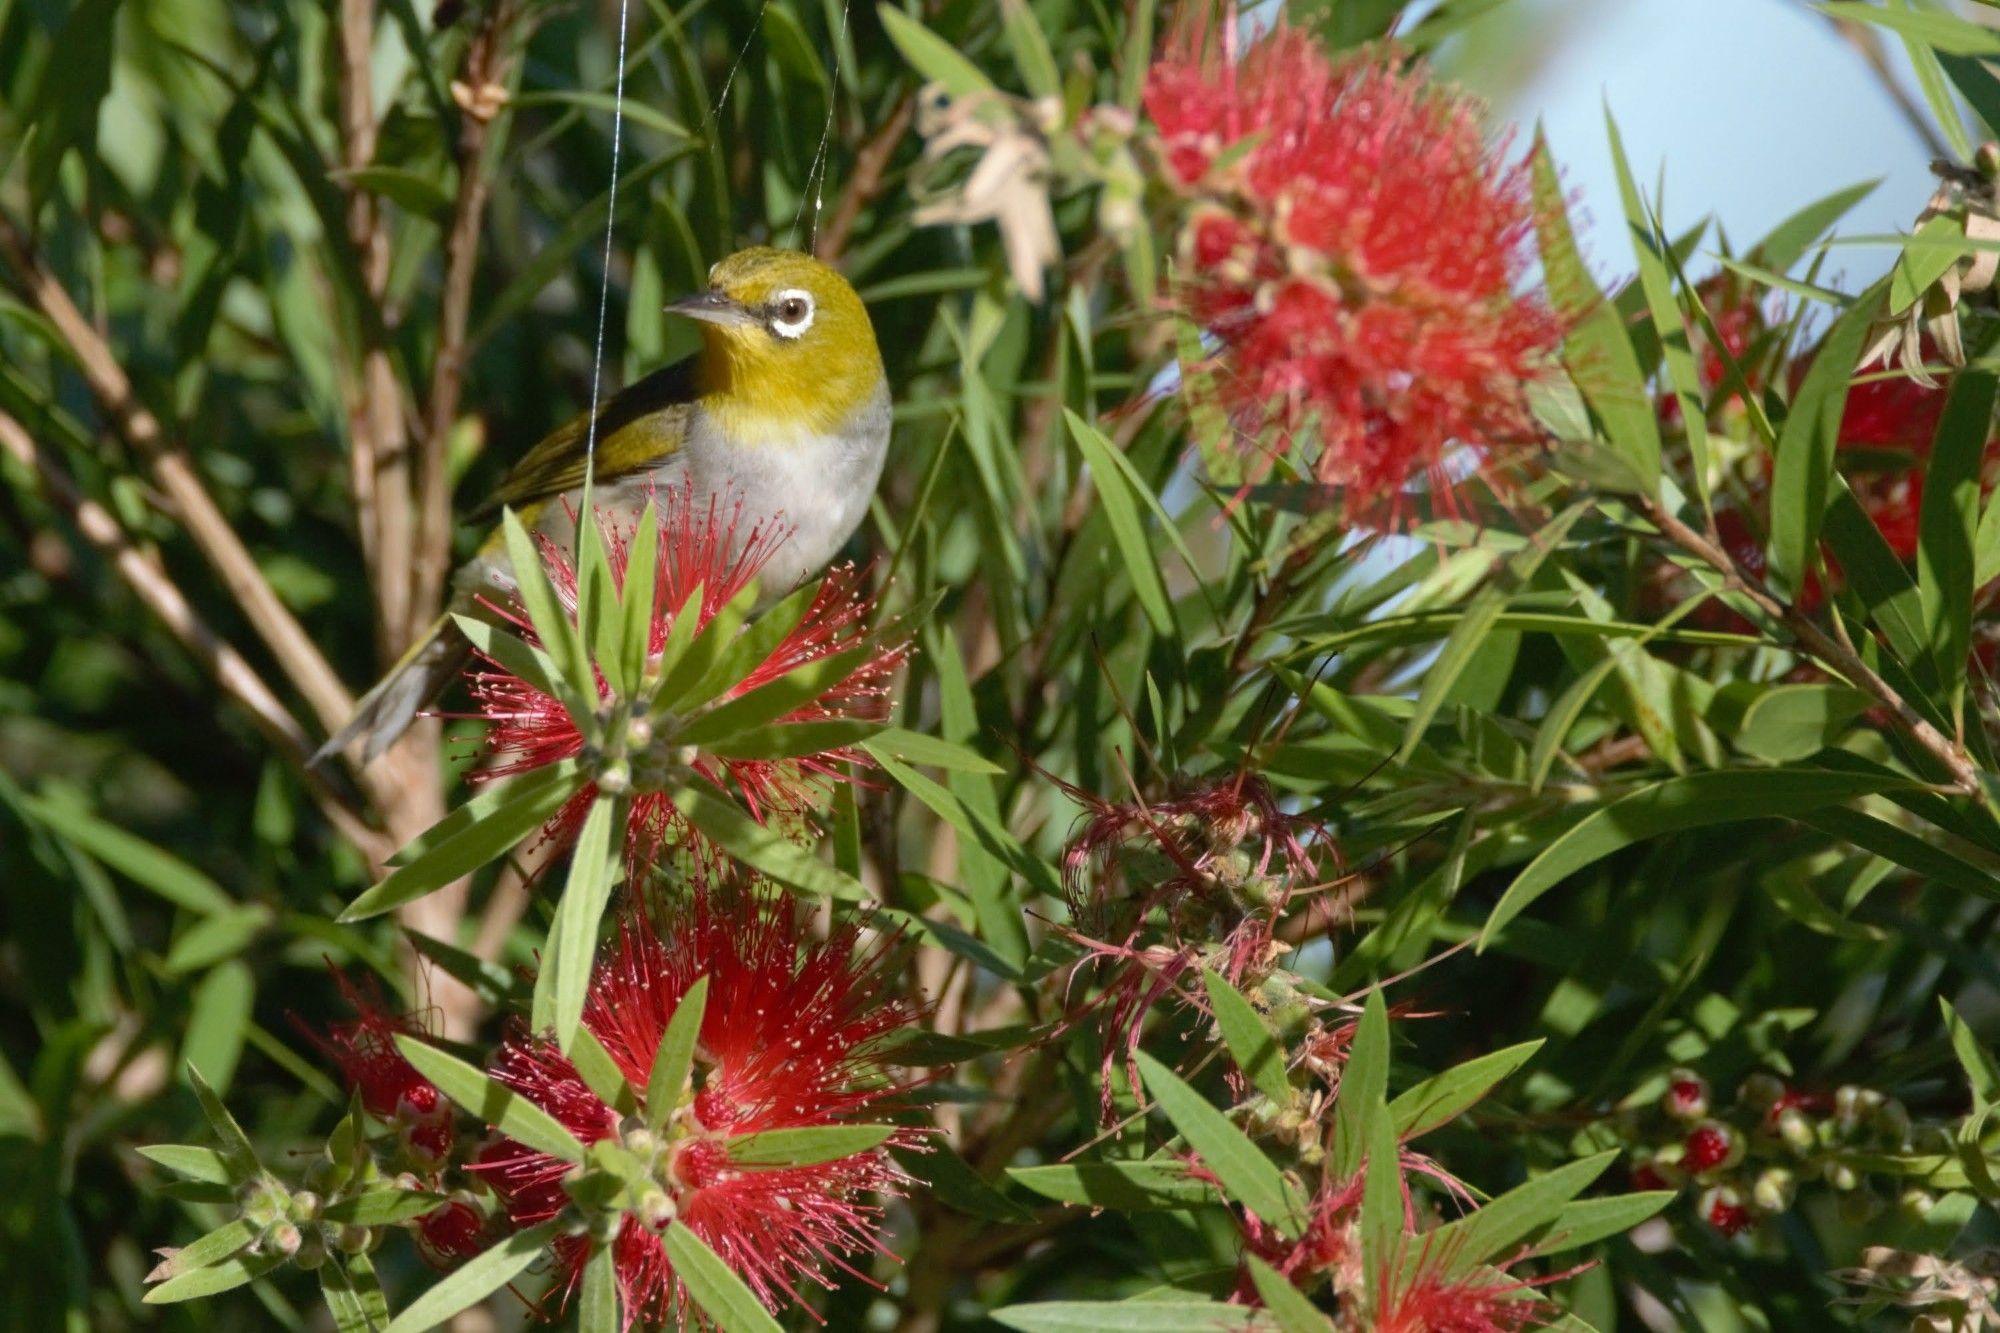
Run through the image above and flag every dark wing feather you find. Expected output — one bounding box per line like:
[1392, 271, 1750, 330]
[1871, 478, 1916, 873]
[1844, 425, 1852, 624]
[468, 356, 699, 522]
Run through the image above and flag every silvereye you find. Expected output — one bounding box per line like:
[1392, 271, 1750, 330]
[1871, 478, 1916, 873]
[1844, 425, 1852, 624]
[314, 246, 890, 766]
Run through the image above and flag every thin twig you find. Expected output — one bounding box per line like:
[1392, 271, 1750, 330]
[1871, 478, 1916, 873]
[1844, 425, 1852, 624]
[814, 91, 916, 264]
[0, 410, 391, 862]
[1642, 493, 1980, 794]
[0, 211, 359, 741]
[415, 3, 519, 635]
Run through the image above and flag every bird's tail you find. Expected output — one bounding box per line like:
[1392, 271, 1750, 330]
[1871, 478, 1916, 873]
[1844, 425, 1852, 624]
[311, 610, 473, 769]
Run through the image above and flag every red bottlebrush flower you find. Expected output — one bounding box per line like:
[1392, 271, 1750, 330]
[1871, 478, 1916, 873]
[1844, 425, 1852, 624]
[467, 482, 902, 877]
[297, 967, 454, 1165]
[469, 884, 921, 1325]
[1148, 14, 1562, 530]
[1373, 1238, 1570, 1333]
[1056, 774, 1327, 1120]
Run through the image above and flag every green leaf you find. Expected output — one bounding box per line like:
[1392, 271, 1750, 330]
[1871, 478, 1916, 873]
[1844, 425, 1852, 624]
[1817, 3, 2000, 56]
[1388, 1040, 1545, 1140]
[1769, 282, 1885, 595]
[1892, 214, 1969, 317]
[1803, 807, 2000, 903]
[322, 1187, 448, 1227]
[1824, 481, 1931, 666]
[1918, 369, 1996, 686]
[897, 1142, 1035, 1222]
[394, 1036, 585, 1163]
[1066, 408, 1178, 638]
[871, 753, 1064, 903]
[991, 1301, 1270, 1331]
[1530, 132, 1660, 494]
[1007, 1160, 1223, 1210]
[1135, 1050, 1305, 1238]
[535, 795, 624, 1049]
[382, 1218, 565, 1333]
[328, 165, 453, 219]
[1332, 990, 1390, 1179]
[570, 1025, 640, 1119]
[579, 1241, 619, 1333]
[1425, 1151, 1617, 1273]
[136, 1144, 232, 1185]
[859, 728, 1004, 774]
[342, 764, 584, 921]
[677, 644, 878, 747]
[162, 905, 271, 976]
[1943, 998, 2000, 1104]
[1533, 1191, 1676, 1255]
[185, 1063, 259, 1180]
[1607, 110, 1710, 497]
[1246, 1256, 1333, 1331]
[672, 784, 867, 900]
[1202, 970, 1291, 1106]
[18, 790, 232, 914]
[876, 5, 997, 97]
[1714, 682, 1877, 762]
[1757, 179, 1882, 273]
[1360, 1096, 1401, 1282]
[144, 1248, 287, 1304]
[1400, 505, 1587, 761]
[647, 975, 708, 1133]
[999, 0, 1061, 96]
[1481, 768, 1917, 947]
[146, 1216, 257, 1281]
[725, 1125, 896, 1167]
[384, 759, 584, 867]
[664, 1222, 785, 1332]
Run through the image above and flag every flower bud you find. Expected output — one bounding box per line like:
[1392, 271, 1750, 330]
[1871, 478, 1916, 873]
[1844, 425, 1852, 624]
[1775, 1106, 1817, 1155]
[1682, 1122, 1741, 1176]
[1647, 1141, 1689, 1187]
[1739, 1073, 1785, 1110]
[596, 759, 632, 796]
[625, 715, 654, 751]
[237, 1179, 282, 1226]
[1751, 1167, 1796, 1214]
[1699, 1185, 1753, 1238]
[1872, 1097, 1911, 1147]
[337, 1224, 374, 1254]
[1823, 1159, 1860, 1191]
[263, 1222, 302, 1260]
[289, 1190, 322, 1223]
[1662, 1071, 1710, 1121]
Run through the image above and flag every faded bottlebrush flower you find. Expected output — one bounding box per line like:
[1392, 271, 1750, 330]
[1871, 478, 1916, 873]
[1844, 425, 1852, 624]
[468, 483, 901, 875]
[297, 969, 454, 1164]
[1059, 774, 1324, 1119]
[471, 885, 922, 1324]
[1148, 16, 1561, 528]
[1835, 1246, 2000, 1330]
[1863, 148, 2000, 385]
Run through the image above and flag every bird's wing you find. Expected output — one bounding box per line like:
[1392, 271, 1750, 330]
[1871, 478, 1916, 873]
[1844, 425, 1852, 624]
[469, 356, 700, 522]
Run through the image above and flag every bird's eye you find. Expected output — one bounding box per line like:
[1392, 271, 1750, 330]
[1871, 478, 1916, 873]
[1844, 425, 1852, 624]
[769, 289, 816, 339]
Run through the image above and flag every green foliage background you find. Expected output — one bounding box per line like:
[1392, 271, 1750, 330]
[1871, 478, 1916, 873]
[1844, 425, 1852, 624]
[8, 0, 2000, 1329]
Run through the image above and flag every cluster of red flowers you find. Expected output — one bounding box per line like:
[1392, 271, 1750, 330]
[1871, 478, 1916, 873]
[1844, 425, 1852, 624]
[1148, 13, 1562, 528]
[474, 886, 920, 1322]
[467, 481, 901, 880]
[306, 488, 922, 1326]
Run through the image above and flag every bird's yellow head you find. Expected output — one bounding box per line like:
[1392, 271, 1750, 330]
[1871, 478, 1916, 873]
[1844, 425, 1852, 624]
[668, 247, 885, 443]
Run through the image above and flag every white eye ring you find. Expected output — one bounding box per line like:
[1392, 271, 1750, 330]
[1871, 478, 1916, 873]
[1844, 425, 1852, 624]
[769, 288, 816, 340]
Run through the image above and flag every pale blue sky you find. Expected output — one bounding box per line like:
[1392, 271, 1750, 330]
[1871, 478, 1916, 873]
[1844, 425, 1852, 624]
[1480, 0, 1949, 284]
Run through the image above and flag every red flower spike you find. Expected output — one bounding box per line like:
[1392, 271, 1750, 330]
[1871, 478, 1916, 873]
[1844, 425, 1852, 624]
[1373, 1237, 1573, 1333]
[466, 481, 903, 878]
[469, 884, 922, 1326]
[1148, 14, 1562, 530]
[296, 967, 455, 1165]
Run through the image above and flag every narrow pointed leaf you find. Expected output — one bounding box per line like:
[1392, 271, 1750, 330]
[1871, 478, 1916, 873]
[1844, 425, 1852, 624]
[1769, 281, 1885, 595]
[382, 1217, 564, 1333]
[1134, 1050, 1305, 1238]
[725, 1125, 896, 1167]
[646, 975, 708, 1133]
[394, 1036, 585, 1163]
[663, 1221, 785, 1332]
[1202, 969, 1290, 1106]
[1332, 990, 1389, 1179]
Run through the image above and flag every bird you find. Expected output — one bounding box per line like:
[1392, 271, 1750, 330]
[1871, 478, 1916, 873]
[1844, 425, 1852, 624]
[312, 246, 891, 768]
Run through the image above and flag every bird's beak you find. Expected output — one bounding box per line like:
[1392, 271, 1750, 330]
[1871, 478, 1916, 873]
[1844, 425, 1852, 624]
[665, 290, 756, 328]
